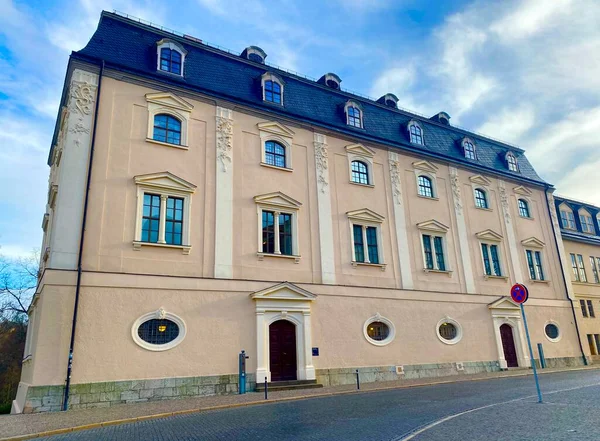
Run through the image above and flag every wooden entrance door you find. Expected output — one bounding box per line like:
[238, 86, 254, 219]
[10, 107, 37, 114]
[269, 320, 297, 381]
[500, 324, 518, 367]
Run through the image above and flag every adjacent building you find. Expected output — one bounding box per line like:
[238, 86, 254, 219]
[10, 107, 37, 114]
[13, 11, 587, 413]
[554, 195, 600, 360]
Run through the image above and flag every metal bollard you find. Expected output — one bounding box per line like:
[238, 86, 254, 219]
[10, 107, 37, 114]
[537, 343, 546, 369]
[264, 376, 268, 400]
[356, 369, 360, 390]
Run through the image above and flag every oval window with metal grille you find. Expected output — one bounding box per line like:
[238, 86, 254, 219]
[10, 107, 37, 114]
[132, 309, 186, 351]
[363, 314, 396, 346]
[436, 317, 463, 345]
[544, 322, 560, 342]
[138, 319, 179, 345]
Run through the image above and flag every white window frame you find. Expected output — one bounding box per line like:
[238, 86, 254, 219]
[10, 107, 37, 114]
[473, 187, 489, 210]
[417, 220, 451, 273]
[131, 308, 187, 351]
[145, 92, 193, 149]
[559, 204, 576, 230]
[518, 198, 532, 218]
[476, 230, 505, 279]
[261, 72, 285, 105]
[344, 100, 364, 128]
[462, 137, 477, 160]
[347, 208, 386, 269]
[579, 209, 594, 234]
[436, 316, 463, 345]
[413, 160, 439, 200]
[407, 120, 424, 145]
[345, 144, 375, 187]
[363, 313, 396, 346]
[156, 39, 187, 76]
[254, 192, 301, 262]
[506, 152, 519, 172]
[258, 121, 295, 171]
[133, 172, 196, 254]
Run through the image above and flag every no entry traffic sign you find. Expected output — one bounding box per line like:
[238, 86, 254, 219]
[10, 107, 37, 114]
[510, 283, 529, 304]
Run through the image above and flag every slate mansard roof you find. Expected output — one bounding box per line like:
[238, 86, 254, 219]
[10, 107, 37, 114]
[65, 11, 547, 186]
[554, 195, 600, 246]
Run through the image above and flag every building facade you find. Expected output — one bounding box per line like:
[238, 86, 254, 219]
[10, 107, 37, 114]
[554, 196, 600, 360]
[13, 11, 587, 413]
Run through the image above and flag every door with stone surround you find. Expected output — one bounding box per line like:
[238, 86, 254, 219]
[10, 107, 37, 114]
[500, 324, 518, 367]
[269, 320, 297, 381]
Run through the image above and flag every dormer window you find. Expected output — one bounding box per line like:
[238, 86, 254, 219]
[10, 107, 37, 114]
[241, 46, 267, 64]
[579, 210, 595, 233]
[261, 73, 284, 105]
[559, 204, 576, 230]
[345, 101, 363, 128]
[377, 93, 398, 109]
[506, 152, 519, 172]
[407, 121, 423, 145]
[156, 39, 187, 76]
[462, 138, 476, 160]
[318, 73, 341, 90]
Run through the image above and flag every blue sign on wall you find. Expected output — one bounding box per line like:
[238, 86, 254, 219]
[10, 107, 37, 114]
[312, 347, 319, 356]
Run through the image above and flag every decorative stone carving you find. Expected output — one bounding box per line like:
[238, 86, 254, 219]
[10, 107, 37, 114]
[69, 81, 96, 117]
[389, 160, 402, 205]
[449, 167, 462, 214]
[498, 181, 511, 224]
[216, 116, 233, 172]
[314, 137, 329, 193]
[157, 308, 167, 319]
[547, 192, 559, 227]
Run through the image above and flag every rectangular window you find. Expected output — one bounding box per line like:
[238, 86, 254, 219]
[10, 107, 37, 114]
[366, 226, 379, 264]
[434, 236, 446, 271]
[490, 245, 501, 276]
[141, 194, 161, 243]
[590, 257, 599, 284]
[581, 299, 588, 317]
[597, 258, 600, 282]
[588, 300, 595, 318]
[482, 244, 492, 275]
[262, 211, 275, 254]
[581, 215, 594, 233]
[423, 235, 434, 270]
[577, 254, 587, 282]
[353, 224, 365, 263]
[534, 251, 544, 281]
[571, 254, 580, 281]
[526, 250, 536, 280]
[165, 197, 183, 245]
[595, 335, 600, 355]
[588, 335, 597, 355]
[279, 213, 293, 256]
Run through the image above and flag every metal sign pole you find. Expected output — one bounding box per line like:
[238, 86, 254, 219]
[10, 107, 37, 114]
[520, 303, 543, 403]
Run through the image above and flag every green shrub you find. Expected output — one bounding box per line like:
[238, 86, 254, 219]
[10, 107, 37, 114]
[0, 402, 12, 415]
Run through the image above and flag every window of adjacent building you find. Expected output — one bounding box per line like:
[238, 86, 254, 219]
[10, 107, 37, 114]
[409, 123, 423, 145]
[160, 48, 182, 75]
[463, 140, 476, 160]
[351, 160, 370, 185]
[474, 188, 488, 209]
[138, 318, 180, 345]
[423, 234, 446, 271]
[153, 114, 182, 145]
[262, 211, 294, 256]
[588, 300, 595, 318]
[264, 141, 287, 168]
[264, 80, 282, 104]
[352, 224, 380, 264]
[560, 209, 576, 230]
[580, 213, 595, 233]
[588, 334, 598, 355]
[518, 199, 531, 218]
[418, 175, 434, 198]
[506, 152, 518, 172]
[525, 250, 545, 281]
[545, 323, 559, 340]
[481, 243, 502, 277]
[590, 257, 600, 284]
[571, 253, 580, 281]
[577, 254, 588, 282]
[347, 105, 362, 128]
[581, 299, 589, 317]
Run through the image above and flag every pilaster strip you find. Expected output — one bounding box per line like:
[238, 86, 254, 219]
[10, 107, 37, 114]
[546, 191, 574, 299]
[314, 133, 336, 284]
[449, 166, 476, 293]
[498, 179, 524, 282]
[214, 107, 234, 278]
[389, 152, 413, 289]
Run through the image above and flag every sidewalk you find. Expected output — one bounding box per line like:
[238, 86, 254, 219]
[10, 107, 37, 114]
[1, 365, 598, 441]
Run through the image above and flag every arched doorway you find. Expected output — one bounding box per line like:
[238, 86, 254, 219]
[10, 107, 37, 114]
[269, 320, 297, 381]
[500, 324, 518, 367]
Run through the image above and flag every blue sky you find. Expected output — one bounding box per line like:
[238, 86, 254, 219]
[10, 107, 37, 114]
[1, 0, 599, 258]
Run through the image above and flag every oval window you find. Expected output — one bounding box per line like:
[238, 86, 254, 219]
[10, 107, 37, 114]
[367, 321, 390, 341]
[545, 323, 560, 341]
[439, 322, 457, 340]
[138, 319, 179, 345]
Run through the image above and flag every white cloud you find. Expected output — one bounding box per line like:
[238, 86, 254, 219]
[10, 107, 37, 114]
[477, 106, 535, 144]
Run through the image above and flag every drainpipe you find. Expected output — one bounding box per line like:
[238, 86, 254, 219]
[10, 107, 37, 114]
[544, 185, 588, 366]
[62, 60, 105, 411]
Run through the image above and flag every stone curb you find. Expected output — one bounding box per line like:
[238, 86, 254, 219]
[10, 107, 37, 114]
[2, 365, 598, 441]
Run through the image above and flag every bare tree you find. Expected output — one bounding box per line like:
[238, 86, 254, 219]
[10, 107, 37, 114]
[0, 251, 39, 320]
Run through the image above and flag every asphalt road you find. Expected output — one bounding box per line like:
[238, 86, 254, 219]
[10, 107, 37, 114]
[38, 369, 600, 441]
